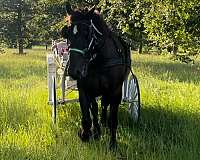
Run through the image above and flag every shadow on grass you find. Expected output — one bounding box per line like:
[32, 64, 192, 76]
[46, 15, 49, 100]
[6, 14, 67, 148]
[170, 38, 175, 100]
[117, 104, 200, 159]
[57, 102, 197, 142]
[133, 61, 200, 84]
[51, 101, 200, 159]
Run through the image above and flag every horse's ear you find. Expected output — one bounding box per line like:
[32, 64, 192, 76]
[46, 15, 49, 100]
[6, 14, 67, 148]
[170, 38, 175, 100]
[87, 5, 95, 18]
[61, 25, 69, 39]
[96, 7, 101, 13]
[65, 2, 73, 15]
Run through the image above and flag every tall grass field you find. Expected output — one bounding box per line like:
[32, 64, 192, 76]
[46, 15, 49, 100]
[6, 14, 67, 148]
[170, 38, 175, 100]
[0, 48, 200, 160]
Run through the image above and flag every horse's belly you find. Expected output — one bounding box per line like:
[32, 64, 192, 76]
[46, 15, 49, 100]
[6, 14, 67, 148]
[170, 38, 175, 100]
[78, 66, 125, 97]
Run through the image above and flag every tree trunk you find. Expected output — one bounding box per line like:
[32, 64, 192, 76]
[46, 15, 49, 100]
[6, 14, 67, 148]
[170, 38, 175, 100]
[19, 37, 23, 54]
[17, 1, 24, 54]
[139, 41, 143, 54]
[173, 42, 178, 55]
[158, 46, 162, 55]
[138, 13, 144, 54]
[138, 30, 143, 54]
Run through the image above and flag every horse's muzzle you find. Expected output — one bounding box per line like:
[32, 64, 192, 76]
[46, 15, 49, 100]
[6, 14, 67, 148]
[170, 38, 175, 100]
[67, 63, 88, 80]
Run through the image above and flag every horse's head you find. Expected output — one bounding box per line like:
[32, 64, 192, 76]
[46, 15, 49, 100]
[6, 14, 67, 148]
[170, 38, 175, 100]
[65, 4, 105, 80]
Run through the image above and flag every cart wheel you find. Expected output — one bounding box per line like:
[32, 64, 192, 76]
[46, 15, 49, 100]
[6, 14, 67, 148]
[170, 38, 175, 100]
[128, 74, 141, 123]
[52, 76, 57, 124]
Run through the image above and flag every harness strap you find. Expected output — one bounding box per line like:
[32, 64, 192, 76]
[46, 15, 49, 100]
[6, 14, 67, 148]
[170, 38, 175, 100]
[69, 48, 87, 55]
[100, 58, 126, 68]
[91, 20, 103, 36]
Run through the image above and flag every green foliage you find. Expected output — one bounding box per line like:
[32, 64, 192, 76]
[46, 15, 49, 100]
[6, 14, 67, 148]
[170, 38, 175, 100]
[30, 0, 67, 43]
[97, 0, 200, 54]
[143, 0, 200, 54]
[0, 0, 38, 47]
[0, 0, 199, 55]
[99, 0, 149, 49]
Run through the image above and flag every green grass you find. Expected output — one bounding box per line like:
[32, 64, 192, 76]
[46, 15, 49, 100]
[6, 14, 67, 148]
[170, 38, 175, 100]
[0, 49, 200, 159]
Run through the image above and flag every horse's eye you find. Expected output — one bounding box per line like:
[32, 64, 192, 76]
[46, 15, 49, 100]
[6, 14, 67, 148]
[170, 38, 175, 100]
[73, 25, 78, 35]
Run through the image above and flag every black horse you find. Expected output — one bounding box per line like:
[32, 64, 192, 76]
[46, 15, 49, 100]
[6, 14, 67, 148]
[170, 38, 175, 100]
[65, 5, 131, 149]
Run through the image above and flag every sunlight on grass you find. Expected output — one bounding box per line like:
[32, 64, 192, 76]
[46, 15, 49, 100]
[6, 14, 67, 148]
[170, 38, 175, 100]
[0, 50, 200, 159]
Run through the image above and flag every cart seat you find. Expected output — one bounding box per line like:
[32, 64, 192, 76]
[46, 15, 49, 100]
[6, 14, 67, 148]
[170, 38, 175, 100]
[52, 40, 69, 61]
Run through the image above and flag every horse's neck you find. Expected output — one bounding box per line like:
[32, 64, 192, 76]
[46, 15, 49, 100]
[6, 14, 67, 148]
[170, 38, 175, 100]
[93, 18, 128, 62]
[99, 33, 131, 67]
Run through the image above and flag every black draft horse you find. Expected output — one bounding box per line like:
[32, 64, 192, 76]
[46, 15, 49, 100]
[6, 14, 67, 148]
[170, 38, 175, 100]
[65, 5, 131, 149]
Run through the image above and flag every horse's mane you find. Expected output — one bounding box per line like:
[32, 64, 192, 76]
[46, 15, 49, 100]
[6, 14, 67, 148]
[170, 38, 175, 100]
[92, 10, 111, 37]
[68, 7, 111, 37]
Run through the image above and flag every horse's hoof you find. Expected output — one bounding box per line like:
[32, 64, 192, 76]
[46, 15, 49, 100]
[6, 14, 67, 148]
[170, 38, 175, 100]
[109, 141, 117, 151]
[78, 129, 92, 142]
[93, 126, 101, 140]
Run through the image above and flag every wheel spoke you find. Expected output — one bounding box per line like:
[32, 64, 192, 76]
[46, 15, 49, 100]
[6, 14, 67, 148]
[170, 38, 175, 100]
[129, 82, 138, 101]
[127, 75, 141, 122]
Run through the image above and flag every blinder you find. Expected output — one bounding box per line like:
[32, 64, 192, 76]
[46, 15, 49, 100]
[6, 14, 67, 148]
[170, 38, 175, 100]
[69, 20, 102, 62]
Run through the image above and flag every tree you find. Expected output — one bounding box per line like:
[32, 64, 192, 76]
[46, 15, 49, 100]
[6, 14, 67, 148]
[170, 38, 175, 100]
[98, 0, 150, 53]
[144, 0, 200, 55]
[0, 0, 199, 56]
[0, 0, 38, 54]
[35, 0, 100, 44]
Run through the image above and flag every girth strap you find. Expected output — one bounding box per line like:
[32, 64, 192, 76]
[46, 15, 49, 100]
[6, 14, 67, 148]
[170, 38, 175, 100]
[101, 58, 127, 68]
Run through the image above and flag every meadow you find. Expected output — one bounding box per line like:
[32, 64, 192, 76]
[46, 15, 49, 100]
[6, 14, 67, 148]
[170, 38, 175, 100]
[0, 48, 200, 160]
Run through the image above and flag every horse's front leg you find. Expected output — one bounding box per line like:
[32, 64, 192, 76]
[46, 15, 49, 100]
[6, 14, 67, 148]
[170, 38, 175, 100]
[78, 89, 92, 142]
[90, 97, 101, 140]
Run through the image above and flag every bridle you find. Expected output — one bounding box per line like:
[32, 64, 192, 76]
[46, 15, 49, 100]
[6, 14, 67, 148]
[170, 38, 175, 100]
[67, 18, 130, 78]
[69, 19, 103, 62]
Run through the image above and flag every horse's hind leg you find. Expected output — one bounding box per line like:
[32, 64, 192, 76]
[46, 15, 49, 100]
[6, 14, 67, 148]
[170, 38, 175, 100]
[78, 89, 92, 142]
[90, 97, 101, 139]
[101, 95, 110, 127]
[108, 91, 121, 150]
